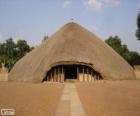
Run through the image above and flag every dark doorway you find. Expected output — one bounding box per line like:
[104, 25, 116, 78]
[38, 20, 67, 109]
[64, 65, 77, 80]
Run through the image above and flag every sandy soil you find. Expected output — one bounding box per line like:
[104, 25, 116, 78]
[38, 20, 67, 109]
[0, 82, 63, 116]
[1, 80, 140, 116]
[76, 80, 140, 116]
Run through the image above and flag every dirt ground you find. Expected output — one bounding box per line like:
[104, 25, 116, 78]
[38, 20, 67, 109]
[76, 80, 140, 116]
[0, 80, 140, 116]
[0, 82, 63, 116]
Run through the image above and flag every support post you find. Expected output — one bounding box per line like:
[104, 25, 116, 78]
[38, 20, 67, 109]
[60, 66, 62, 82]
[62, 66, 64, 82]
[51, 70, 54, 82]
[58, 67, 60, 82]
[83, 67, 84, 82]
[47, 74, 49, 81]
[84, 67, 86, 82]
[87, 67, 89, 82]
[77, 66, 79, 81]
[56, 67, 58, 82]
[92, 70, 94, 81]
[50, 72, 52, 81]
[51, 71, 53, 81]
[90, 69, 92, 82]
[58, 66, 60, 82]
[89, 69, 91, 82]
[54, 68, 56, 82]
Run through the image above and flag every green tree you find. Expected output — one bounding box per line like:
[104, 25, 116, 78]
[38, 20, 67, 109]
[105, 36, 140, 66]
[0, 38, 17, 70]
[128, 52, 140, 65]
[16, 40, 30, 59]
[42, 35, 49, 42]
[105, 36, 122, 54]
[0, 38, 32, 71]
[136, 12, 140, 40]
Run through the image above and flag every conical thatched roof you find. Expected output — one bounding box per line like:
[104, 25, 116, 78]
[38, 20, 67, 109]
[9, 22, 135, 82]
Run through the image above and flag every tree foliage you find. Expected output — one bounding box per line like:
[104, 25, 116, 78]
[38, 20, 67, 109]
[136, 12, 140, 40]
[42, 35, 49, 43]
[16, 40, 30, 59]
[0, 38, 32, 71]
[105, 36, 140, 65]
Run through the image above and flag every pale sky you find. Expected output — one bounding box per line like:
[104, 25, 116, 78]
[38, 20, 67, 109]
[0, 0, 140, 53]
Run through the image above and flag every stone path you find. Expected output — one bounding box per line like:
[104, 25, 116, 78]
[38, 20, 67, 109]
[55, 83, 85, 116]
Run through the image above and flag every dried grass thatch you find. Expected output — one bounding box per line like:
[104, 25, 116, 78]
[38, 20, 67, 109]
[8, 22, 135, 82]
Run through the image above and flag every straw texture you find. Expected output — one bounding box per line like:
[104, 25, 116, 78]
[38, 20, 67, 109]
[8, 22, 135, 82]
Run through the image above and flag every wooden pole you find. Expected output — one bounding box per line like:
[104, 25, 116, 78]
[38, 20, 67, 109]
[77, 66, 79, 81]
[89, 69, 91, 82]
[58, 66, 60, 82]
[90, 69, 92, 82]
[88, 69, 90, 82]
[48, 73, 50, 81]
[53, 68, 56, 81]
[58, 67, 60, 82]
[47, 73, 49, 81]
[52, 69, 54, 82]
[49, 72, 51, 82]
[55, 68, 57, 82]
[62, 66, 64, 82]
[92, 70, 94, 81]
[50, 72, 53, 81]
[51, 70, 53, 82]
[86, 67, 89, 81]
[60, 66, 62, 82]
[84, 67, 86, 82]
[59, 67, 61, 82]
[56, 67, 58, 82]
[83, 67, 84, 82]
[88, 68, 90, 82]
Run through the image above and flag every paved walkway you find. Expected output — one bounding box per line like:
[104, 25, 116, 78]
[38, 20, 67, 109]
[55, 83, 85, 116]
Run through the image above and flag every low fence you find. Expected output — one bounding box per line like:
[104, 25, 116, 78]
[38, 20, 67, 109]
[134, 65, 140, 79]
[0, 68, 8, 81]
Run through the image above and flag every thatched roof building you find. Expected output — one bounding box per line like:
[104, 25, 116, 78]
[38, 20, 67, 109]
[9, 22, 135, 83]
